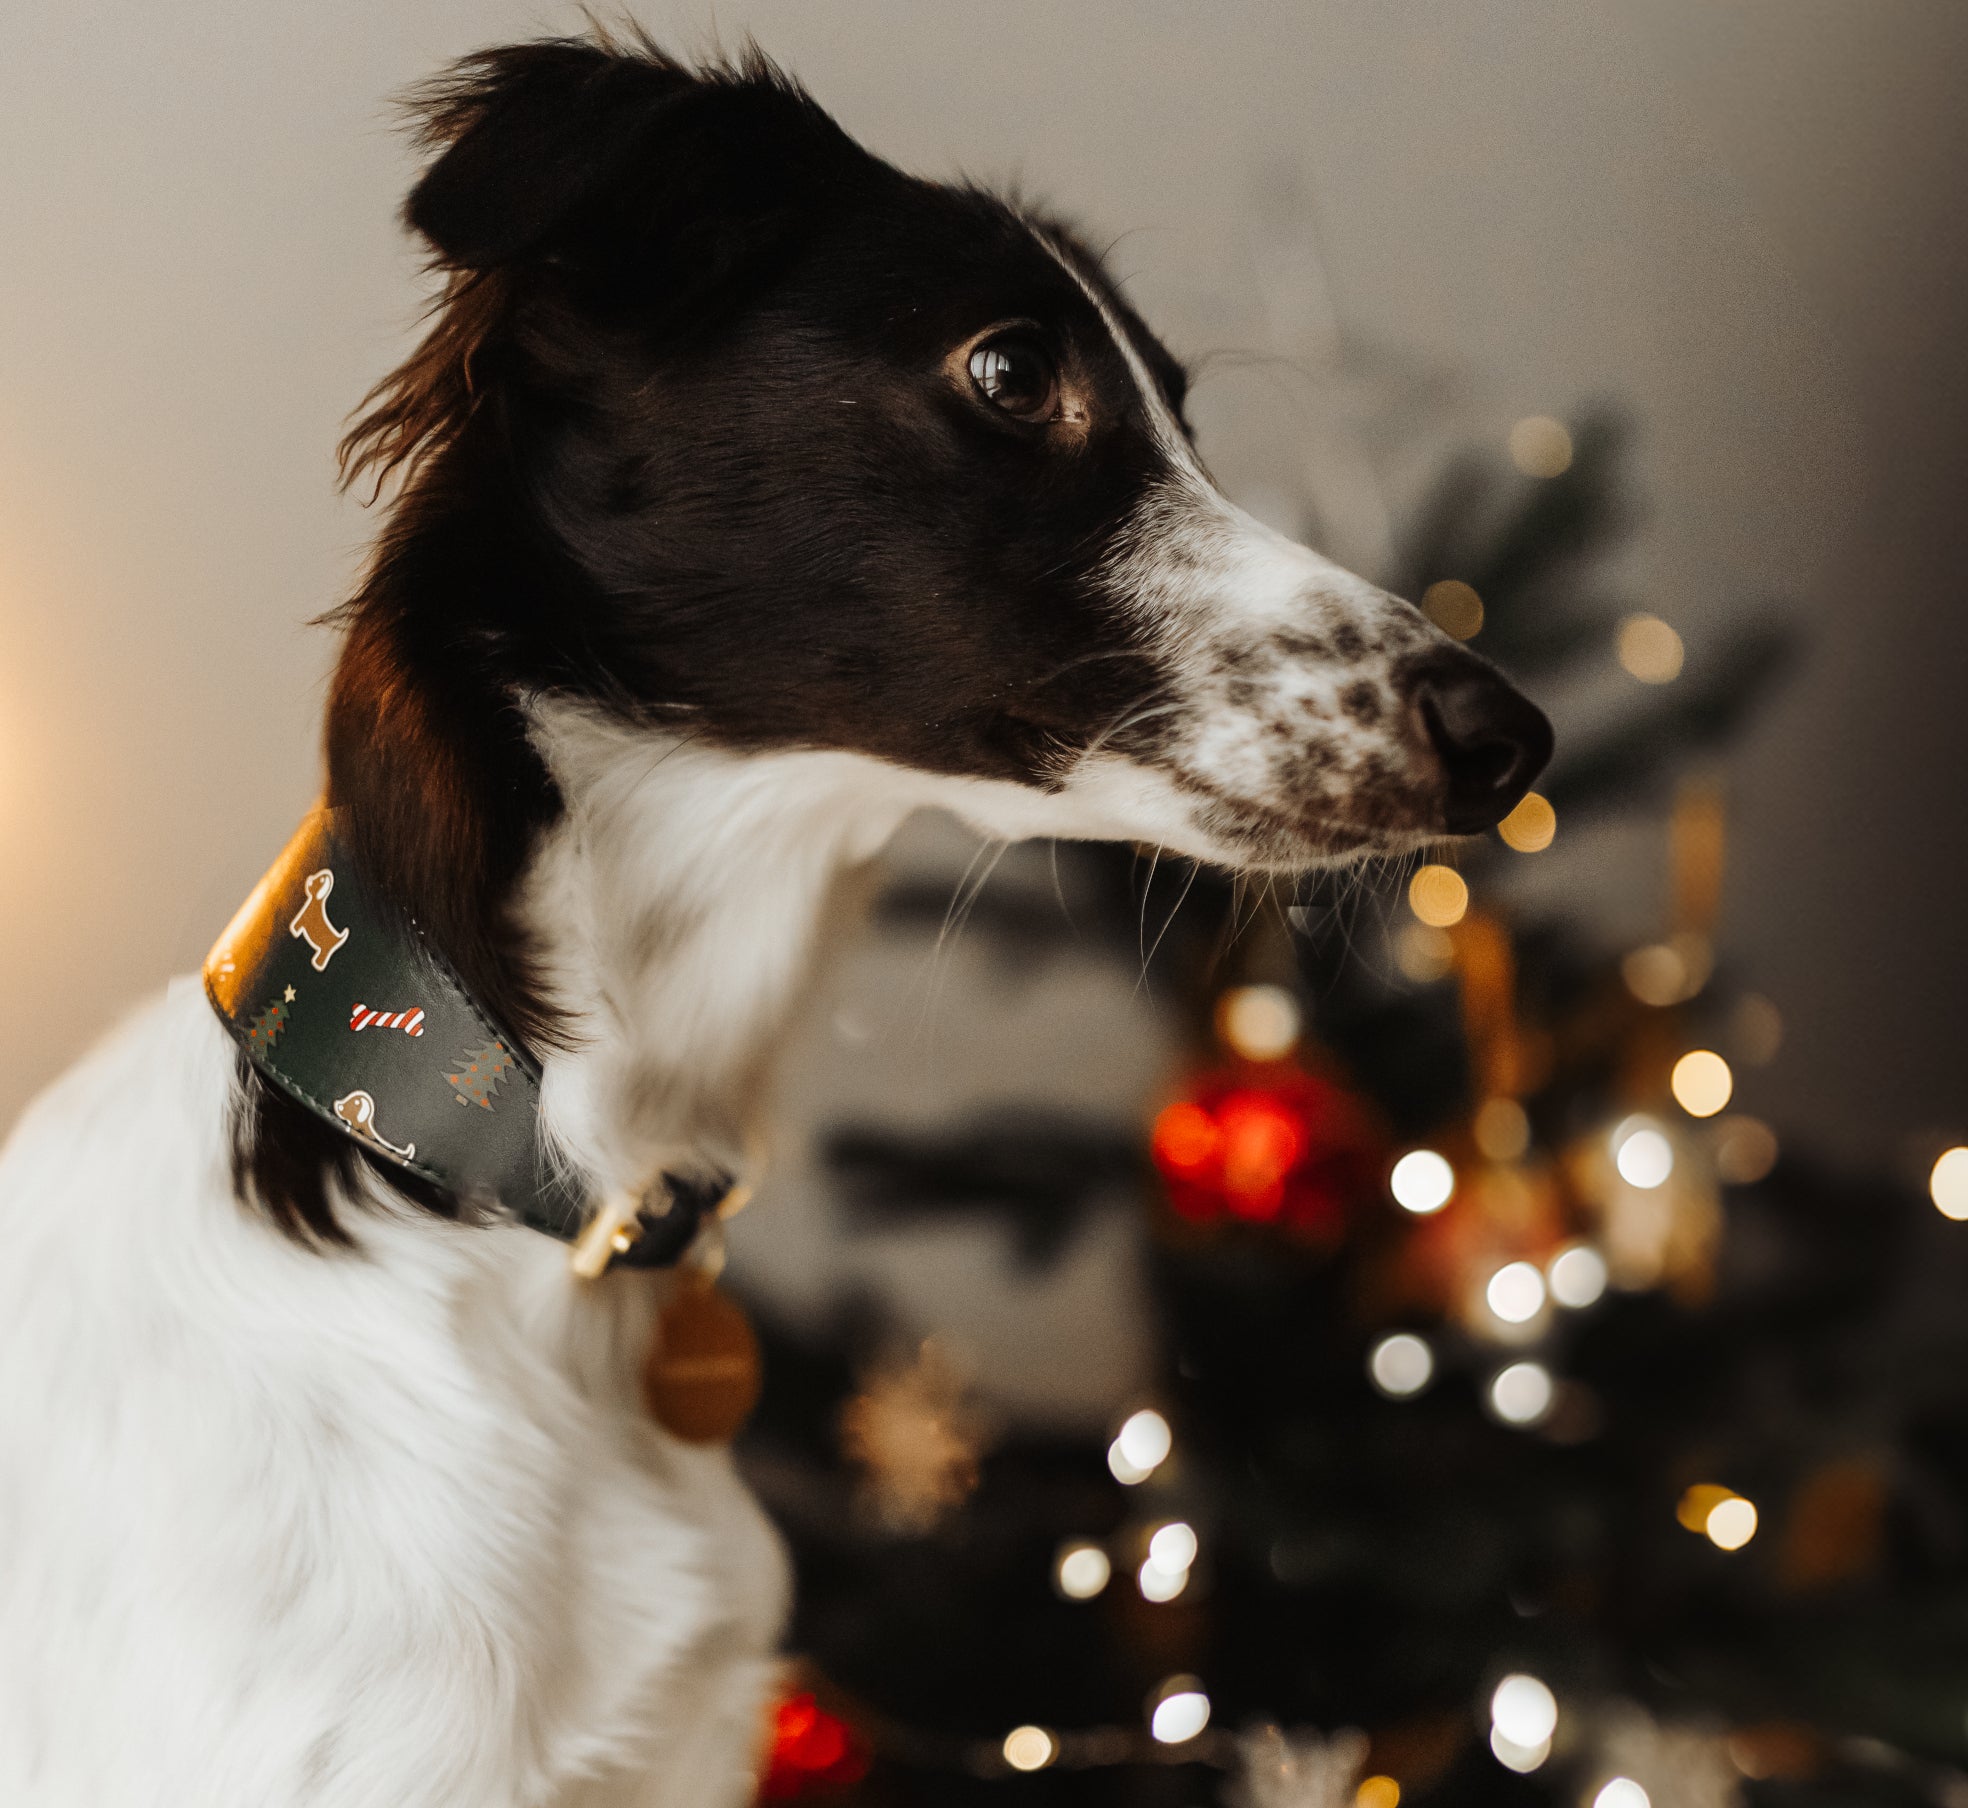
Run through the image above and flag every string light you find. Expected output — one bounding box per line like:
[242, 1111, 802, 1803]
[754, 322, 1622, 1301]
[1491, 1726, 1549, 1773]
[1547, 1244, 1608, 1310]
[1617, 614, 1684, 683]
[1489, 1361, 1555, 1427]
[1595, 1781, 1650, 1808]
[1497, 792, 1556, 853]
[1148, 1521, 1198, 1574]
[1217, 984, 1301, 1061]
[1486, 1261, 1547, 1325]
[1148, 1678, 1211, 1745]
[1675, 1483, 1735, 1531]
[1706, 1496, 1759, 1550]
[1489, 1674, 1557, 1772]
[1677, 1484, 1758, 1550]
[1139, 1520, 1198, 1601]
[1670, 1050, 1733, 1118]
[1356, 1778, 1401, 1808]
[1613, 1117, 1674, 1189]
[1108, 1408, 1172, 1484]
[1003, 1726, 1058, 1772]
[1389, 1149, 1455, 1214]
[1422, 579, 1484, 640]
[1054, 1541, 1111, 1601]
[1931, 1147, 1968, 1221]
[1490, 1675, 1556, 1744]
[1508, 415, 1574, 478]
[1369, 1332, 1435, 1399]
[1407, 865, 1469, 928]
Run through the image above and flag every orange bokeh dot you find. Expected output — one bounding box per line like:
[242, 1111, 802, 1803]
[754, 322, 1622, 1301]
[1151, 1101, 1222, 1175]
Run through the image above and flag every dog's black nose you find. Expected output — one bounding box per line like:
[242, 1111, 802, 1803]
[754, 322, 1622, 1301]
[1414, 658, 1554, 834]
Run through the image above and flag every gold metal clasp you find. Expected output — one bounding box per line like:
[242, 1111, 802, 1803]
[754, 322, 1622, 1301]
[569, 1191, 645, 1280]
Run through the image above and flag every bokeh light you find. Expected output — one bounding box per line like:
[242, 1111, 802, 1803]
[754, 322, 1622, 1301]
[1547, 1243, 1609, 1309]
[1491, 1674, 1557, 1745]
[1730, 993, 1784, 1065]
[1148, 1521, 1197, 1575]
[1216, 984, 1300, 1061]
[1931, 1147, 1968, 1220]
[1054, 1541, 1111, 1600]
[1613, 1118, 1674, 1189]
[1473, 1096, 1531, 1162]
[1003, 1726, 1057, 1772]
[1617, 614, 1685, 683]
[1108, 1408, 1171, 1484]
[1706, 1495, 1759, 1550]
[1407, 864, 1469, 928]
[1489, 1361, 1555, 1427]
[1490, 1725, 1551, 1773]
[1676, 1483, 1737, 1531]
[1149, 1680, 1211, 1745]
[1618, 932, 1713, 1004]
[1369, 1332, 1435, 1399]
[1390, 1149, 1455, 1214]
[1422, 579, 1484, 640]
[1356, 1777, 1401, 1808]
[1486, 1261, 1547, 1325]
[1623, 944, 1680, 1005]
[1713, 1115, 1780, 1184]
[1677, 1483, 1758, 1550]
[1497, 792, 1556, 853]
[1394, 923, 1456, 983]
[1138, 1557, 1187, 1603]
[1670, 1049, 1734, 1118]
[1508, 415, 1574, 478]
[1595, 1781, 1650, 1808]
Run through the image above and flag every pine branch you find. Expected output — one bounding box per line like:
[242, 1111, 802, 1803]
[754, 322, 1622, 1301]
[1540, 617, 1796, 818]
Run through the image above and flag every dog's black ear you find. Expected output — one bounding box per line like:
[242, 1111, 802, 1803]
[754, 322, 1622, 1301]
[404, 38, 846, 300]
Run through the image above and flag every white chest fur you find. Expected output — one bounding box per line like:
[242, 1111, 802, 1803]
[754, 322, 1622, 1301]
[0, 982, 788, 1807]
[0, 709, 1170, 1805]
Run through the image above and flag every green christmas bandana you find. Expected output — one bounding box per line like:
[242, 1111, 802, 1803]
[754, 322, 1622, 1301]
[205, 806, 595, 1250]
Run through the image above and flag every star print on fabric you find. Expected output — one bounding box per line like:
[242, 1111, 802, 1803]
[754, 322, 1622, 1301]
[283, 986, 297, 1002]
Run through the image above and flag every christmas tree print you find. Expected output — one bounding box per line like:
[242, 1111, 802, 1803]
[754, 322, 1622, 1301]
[445, 1040, 516, 1111]
[245, 986, 296, 1055]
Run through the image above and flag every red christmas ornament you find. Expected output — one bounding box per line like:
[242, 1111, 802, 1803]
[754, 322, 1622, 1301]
[759, 1691, 871, 1801]
[1151, 1066, 1379, 1240]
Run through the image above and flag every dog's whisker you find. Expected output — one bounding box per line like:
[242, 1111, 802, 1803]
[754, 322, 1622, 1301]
[1139, 855, 1201, 995]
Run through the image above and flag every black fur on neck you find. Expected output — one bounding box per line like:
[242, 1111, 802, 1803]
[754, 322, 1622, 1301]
[233, 402, 583, 1243]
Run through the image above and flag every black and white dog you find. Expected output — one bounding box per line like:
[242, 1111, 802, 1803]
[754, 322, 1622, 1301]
[0, 34, 1548, 1807]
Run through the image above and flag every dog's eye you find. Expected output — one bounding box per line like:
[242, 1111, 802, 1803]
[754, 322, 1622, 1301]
[967, 336, 1059, 423]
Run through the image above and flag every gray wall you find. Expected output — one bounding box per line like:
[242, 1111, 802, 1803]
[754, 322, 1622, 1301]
[1, 1, 1962, 1167]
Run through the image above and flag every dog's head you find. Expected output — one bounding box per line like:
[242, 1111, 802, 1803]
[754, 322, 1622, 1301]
[351, 35, 1549, 871]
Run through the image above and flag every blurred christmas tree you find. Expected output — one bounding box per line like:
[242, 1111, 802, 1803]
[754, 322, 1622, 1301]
[731, 406, 1968, 1808]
